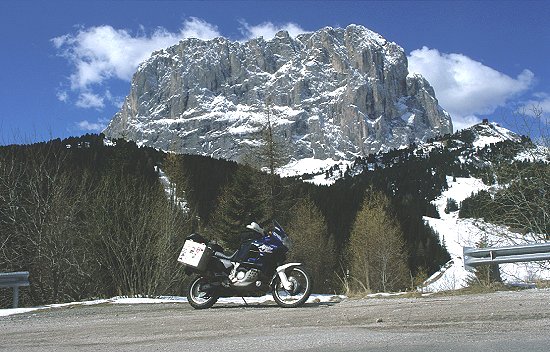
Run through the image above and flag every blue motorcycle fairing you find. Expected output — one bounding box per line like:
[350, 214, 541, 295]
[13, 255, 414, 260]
[240, 233, 288, 269]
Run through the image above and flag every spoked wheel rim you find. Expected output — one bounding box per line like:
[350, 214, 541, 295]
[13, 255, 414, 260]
[190, 279, 211, 304]
[273, 267, 311, 307]
[187, 276, 218, 309]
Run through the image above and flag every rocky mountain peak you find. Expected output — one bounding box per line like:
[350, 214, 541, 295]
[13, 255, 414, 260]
[104, 24, 453, 165]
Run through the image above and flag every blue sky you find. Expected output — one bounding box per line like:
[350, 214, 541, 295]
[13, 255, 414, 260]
[1, 0, 549, 144]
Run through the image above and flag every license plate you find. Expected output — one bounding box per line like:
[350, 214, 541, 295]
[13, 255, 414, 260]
[177, 240, 206, 267]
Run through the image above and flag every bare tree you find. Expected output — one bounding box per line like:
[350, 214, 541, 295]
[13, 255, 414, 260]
[510, 105, 549, 151]
[0, 144, 94, 305]
[88, 171, 186, 297]
[259, 102, 286, 175]
[287, 198, 336, 292]
[347, 189, 409, 293]
[1, 139, 190, 307]
[485, 106, 550, 240]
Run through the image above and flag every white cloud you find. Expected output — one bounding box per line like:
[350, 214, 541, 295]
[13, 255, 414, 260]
[239, 21, 307, 40]
[76, 119, 108, 132]
[53, 17, 221, 109]
[106, 90, 125, 109]
[517, 94, 550, 132]
[522, 93, 550, 115]
[54, 18, 220, 89]
[408, 47, 534, 130]
[56, 90, 68, 102]
[75, 92, 105, 109]
[54, 18, 308, 111]
[179, 17, 221, 39]
[451, 115, 483, 132]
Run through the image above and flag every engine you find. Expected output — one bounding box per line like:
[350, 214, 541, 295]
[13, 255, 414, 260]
[229, 265, 261, 288]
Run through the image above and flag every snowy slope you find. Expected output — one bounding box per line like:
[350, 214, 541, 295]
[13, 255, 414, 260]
[285, 121, 546, 185]
[418, 125, 548, 292]
[276, 157, 353, 186]
[470, 122, 521, 148]
[281, 122, 549, 291]
[422, 176, 550, 292]
[155, 165, 189, 213]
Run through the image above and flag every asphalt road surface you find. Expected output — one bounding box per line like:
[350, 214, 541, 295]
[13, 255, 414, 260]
[2, 289, 549, 352]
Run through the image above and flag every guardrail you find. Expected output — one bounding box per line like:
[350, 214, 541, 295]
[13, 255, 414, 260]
[463, 243, 550, 271]
[0, 271, 30, 308]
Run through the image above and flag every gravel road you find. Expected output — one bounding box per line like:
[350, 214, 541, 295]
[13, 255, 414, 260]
[2, 289, 549, 352]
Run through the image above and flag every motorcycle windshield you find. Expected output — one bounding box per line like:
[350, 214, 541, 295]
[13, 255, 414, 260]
[272, 221, 292, 250]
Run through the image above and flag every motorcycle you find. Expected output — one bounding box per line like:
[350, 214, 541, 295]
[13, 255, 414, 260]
[177, 220, 312, 309]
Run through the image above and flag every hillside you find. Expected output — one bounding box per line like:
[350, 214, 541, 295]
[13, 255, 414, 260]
[280, 120, 549, 290]
[1, 121, 548, 307]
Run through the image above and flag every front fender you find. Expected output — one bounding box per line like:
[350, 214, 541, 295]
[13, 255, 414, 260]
[276, 263, 303, 272]
[270, 263, 303, 289]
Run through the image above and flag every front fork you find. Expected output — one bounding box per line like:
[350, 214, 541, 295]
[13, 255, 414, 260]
[273, 263, 302, 291]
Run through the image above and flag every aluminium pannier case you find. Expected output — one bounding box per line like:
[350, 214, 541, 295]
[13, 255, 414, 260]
[177, 239, 212, 271]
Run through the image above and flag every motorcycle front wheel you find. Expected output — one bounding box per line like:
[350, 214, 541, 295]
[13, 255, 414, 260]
[272, 266, 312, 308]
[187, 276, 219, 309]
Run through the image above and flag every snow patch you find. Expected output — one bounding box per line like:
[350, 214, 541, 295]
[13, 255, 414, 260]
[155, 166, 189, 213]
[0, 294, 345, 317]
[422, 176, 550, 293]
[276, 158, 353, 186]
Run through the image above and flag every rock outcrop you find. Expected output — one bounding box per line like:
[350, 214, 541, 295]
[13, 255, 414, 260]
[104, 24, 452, 163]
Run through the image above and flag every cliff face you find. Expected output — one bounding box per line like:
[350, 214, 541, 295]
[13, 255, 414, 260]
[104, 24, 452, 162]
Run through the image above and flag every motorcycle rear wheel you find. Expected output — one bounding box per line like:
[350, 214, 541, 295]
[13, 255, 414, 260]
[187, 276, 219, 309]
[272, 266, 312, 308]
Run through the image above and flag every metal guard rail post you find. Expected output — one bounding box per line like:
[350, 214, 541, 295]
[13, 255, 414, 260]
[463, 242, 550, 271]
[0, 271, 30, 308]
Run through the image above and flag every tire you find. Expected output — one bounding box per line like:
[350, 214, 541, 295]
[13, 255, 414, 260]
[187, 276, 218, 309]
[272, 266, 312, 308]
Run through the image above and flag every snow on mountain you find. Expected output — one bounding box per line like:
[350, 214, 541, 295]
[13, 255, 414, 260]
[416, 122, 549, 291]
[276, 157, 354, 186]
[421, 123, 549, 291]
[470, 121, 521, 148]
[284, 121, 537, 186]
[515, 143, 549, 162]
[104, 24, 452, 163]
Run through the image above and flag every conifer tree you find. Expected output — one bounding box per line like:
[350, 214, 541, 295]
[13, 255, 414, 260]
[208, 165, 270, 249]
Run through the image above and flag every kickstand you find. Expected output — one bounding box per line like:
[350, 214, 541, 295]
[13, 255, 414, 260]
[241, 297, 249, 306]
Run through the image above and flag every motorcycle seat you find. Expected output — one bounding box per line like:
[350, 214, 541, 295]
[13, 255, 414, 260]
[214, 251, 237, 261]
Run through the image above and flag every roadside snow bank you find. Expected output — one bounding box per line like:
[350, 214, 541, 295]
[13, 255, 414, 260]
[423, 176, 550, 293]
[0, 294, 345, 317]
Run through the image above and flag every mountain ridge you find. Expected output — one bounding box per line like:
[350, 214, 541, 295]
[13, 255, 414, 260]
[287, 120, 531, 185]
[104, 24, 452, 163]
